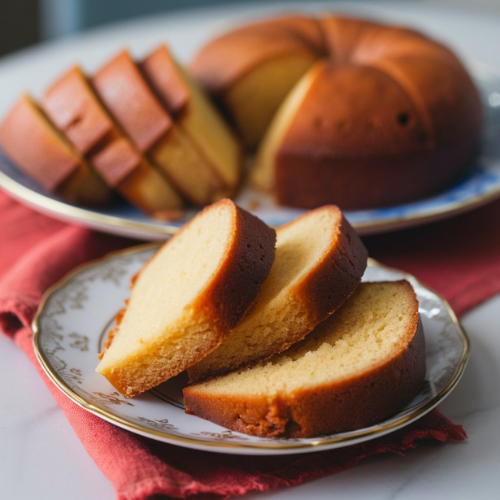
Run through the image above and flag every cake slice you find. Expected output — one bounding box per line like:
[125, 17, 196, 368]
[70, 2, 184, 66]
[142, 45, 242, 199]
[188, 205, 368, 383]
[96, 199, 276, 397]
[0, 94, 112, 206]
[184, 280, 426, 438]
[93, 50, 231, 206]
[42, 66, 184, 215]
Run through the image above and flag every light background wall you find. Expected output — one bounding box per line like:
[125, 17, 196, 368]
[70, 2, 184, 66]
[2, 0, 500, 56]
[38, 0, 500, 39]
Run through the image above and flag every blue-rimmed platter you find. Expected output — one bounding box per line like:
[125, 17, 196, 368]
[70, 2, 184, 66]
[1, 61, 500, 238]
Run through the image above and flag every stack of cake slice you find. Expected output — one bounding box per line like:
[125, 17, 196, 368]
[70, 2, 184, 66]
[96, 200, 426, 437]
[0, 95, 113, 207]
[0, 46, 242, 215]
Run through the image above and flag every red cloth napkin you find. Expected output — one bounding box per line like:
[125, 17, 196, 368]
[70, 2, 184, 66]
[3, 190, 500, 500]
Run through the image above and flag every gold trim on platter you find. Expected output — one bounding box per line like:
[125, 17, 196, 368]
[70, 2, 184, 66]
[32, 245, 470, 453]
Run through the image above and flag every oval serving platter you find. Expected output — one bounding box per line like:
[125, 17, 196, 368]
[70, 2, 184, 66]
[1, 61, 500, 238]
[32, 244, 469, 455]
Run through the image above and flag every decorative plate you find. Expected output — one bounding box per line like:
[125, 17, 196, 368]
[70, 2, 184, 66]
[1, 61, 500, 238]
[33, 244, 469, 455]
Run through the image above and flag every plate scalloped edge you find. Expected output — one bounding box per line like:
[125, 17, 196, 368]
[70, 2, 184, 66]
[31, 243, 470, 455]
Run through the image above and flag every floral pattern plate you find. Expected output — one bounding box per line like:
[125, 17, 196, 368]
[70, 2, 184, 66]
[32, 244, 469, 455]
[1, 61, 500, 239]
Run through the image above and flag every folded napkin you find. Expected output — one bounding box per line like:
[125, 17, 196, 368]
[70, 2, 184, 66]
[2, 190, 500, 500]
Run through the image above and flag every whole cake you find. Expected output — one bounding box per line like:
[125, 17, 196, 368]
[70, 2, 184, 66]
[184, 280, 426, 438]
[191, 14, 483, 209]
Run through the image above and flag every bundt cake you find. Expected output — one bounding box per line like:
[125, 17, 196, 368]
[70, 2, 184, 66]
[41, 66, 184, 215]
[0, 94, 112, 206]
[188, 205, 367, 382]
[93, 50, 240, 206]
[184, 280, 426, 438]
[96, 199, 276, 397]
[191, 14, 482, 209]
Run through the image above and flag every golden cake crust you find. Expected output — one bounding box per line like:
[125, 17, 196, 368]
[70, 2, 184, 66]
[284, 207, 368, 321]
[186, 199, 278, 332]
[43, 66, 116, 155]
[141, 45, 243, 202]
[92, 50, 173, 152]
[0, 94, 112, 206]
[141, 45, 191, 116]
[0, 94, 82, 191]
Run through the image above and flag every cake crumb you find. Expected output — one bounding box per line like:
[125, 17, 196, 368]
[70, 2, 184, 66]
[247, 198, 260, 211]
[152, 209, 185, 222]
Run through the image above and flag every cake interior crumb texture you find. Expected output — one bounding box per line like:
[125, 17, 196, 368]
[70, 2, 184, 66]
[187, 281, 421, 397]
[225, 52, 317, 147]
[97, 202, 235, 395]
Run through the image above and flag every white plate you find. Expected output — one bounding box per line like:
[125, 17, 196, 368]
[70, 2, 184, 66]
[1, 60, 500, 238]
[33, 244, 469, 455]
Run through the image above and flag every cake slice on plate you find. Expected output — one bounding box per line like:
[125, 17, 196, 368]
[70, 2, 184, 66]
[184, 280, 426, 438]
[96, 199, 276, 397]
[188, 205, 368, 382]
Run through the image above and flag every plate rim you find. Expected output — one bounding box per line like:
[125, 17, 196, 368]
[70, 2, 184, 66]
[32, 243, 470, 454]
[0, 169, 178, 238]
[2, 152, 500, 238]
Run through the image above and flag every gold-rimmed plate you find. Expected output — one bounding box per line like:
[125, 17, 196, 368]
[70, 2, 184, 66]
[1, 61, 500, 238]
[32, 244, 469, 455]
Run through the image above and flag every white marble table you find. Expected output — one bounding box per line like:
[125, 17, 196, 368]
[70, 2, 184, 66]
[1, 1, 500, 498]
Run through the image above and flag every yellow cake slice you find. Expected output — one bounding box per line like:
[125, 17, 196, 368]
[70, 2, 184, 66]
[188, 205, 367, 383]
[96, 199, 276, 397]
[142, 45, 242, 199]
[184, 280, 426, 438]
[0, 94, 112, 206]
[42, 66, 184, 215]
[93, 50, 232, 206]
